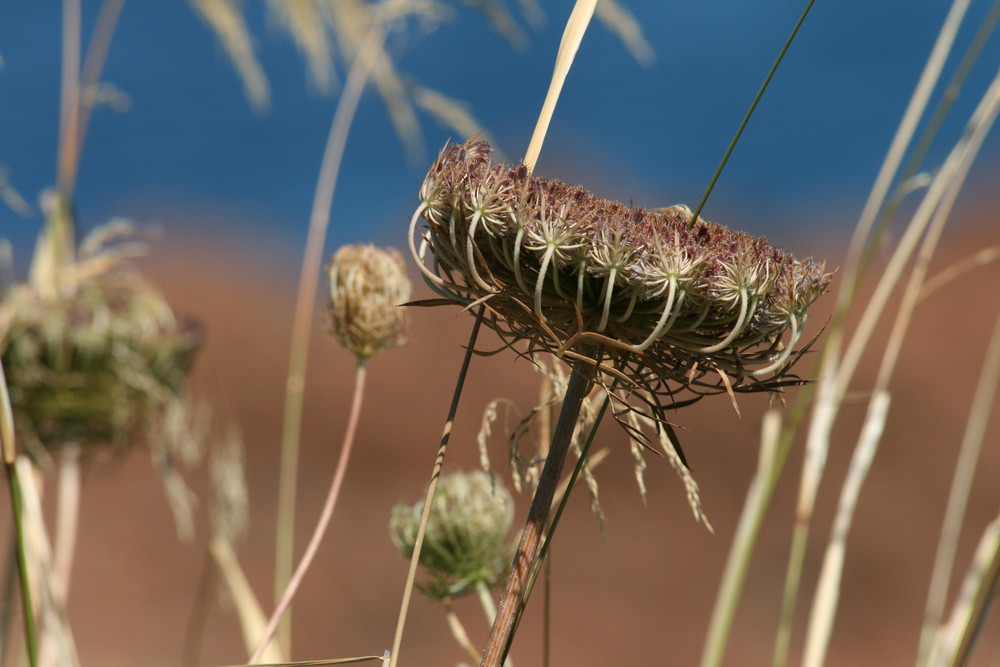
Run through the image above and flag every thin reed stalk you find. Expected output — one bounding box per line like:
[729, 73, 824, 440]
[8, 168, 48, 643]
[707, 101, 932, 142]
[272, 23, 387, 653]
[918, 306, 1000, 665]
[522, 0, 597, 173]
[800, 65, 1000, 667]
[933, 514, 1000, 667]
[443, 598, 481, 663]
[481, 359, 595, 667]
[387, 307, 484, 667]
[253, 361, 369, 663]
[52, 443, 81, 604]
[701, 410, 782, 667]
[59, 0, 128, 201]
[0, 359, 36, 667]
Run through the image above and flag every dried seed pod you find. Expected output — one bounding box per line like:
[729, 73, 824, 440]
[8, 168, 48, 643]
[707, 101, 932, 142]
[410, 138, 831, 405]
[326, 244, 411, 360]
[0, 263, 200, 454]
[390, 470, 514, 600]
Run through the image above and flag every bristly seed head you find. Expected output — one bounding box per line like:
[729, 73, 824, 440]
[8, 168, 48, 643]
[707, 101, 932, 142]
[410, 138, 832, 404]
[327, 244, 412, 360]
[389, 470, 514, 600]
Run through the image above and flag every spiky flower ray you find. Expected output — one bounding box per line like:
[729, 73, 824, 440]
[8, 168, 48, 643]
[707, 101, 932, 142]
[411, 138, 831, 419]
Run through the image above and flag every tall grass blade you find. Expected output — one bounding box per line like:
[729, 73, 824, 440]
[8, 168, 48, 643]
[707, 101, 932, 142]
[700, 409, 781, 667]
[688, 0, 816, 230]
[918, 306, 1000, 665]
[387, 307, 485, 667]
[0, 360, 36, 667]
[272, 23, 388, 654]
[522, 0, 598, 173]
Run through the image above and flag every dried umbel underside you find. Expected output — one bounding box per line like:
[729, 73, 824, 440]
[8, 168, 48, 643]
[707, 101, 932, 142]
[0, 263, 200, 455]
[410, 138, 831, 406]
[327, 243, 411, 360]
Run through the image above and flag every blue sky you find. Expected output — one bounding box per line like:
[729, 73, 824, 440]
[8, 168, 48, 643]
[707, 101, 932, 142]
[2, 1, 998, 260]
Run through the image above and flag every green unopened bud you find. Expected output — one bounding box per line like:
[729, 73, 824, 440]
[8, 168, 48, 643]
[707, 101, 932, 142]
[390, 470, 514, 599]
[326, 244, 411, 360]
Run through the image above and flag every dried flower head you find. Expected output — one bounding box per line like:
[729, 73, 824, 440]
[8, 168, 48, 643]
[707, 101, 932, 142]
[390, 470, 514, 599]
[410, 138, 831, 407]
[327, 244, 412, 360]
[0, 250, 200, 455]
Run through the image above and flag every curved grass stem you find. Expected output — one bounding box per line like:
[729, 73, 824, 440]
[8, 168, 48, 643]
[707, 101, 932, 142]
[272, 23, 387, 653]
[251, 361, 369, 664]
[388, 307, 485, 667]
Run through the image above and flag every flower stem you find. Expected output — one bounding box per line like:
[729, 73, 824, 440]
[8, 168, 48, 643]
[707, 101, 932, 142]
[272, 23, 387, 653]
[388, 307, 485, 667]
[480, 360, 595, 667]
[1, 360, 36, 667]
[52, 443, 81, 604]
[251, 360, 369, 664]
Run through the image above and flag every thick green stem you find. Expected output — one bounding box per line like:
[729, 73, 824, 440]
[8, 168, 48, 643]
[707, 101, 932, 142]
[480, 360, 595, 667]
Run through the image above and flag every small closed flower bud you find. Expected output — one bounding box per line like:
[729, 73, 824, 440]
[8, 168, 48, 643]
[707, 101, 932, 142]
[326, 244, 411, 360]
[390, 470, 514, 599]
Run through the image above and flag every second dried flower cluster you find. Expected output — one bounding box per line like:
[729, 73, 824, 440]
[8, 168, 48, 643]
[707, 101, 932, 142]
[410, 138, 830, 402]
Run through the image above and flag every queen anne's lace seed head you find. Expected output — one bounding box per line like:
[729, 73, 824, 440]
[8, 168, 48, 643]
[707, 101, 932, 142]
[327, 244, 411, 360]
[390, 470, 514, 600]
[0, 255, 200, 453]
[410, 138, 831, 403]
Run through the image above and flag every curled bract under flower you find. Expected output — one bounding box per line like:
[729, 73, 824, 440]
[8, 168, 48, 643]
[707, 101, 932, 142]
[410, 138, 831, 403]
[327, 244, 412, 360]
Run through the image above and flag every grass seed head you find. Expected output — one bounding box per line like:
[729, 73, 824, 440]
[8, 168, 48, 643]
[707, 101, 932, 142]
[326, 244, 412, 360]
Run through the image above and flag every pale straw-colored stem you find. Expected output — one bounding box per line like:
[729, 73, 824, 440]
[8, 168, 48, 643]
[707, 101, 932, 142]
[59, 0, 127, 200]
[388, 309, 485, 667]
[917, 308, 1000, 666]
[272, 23, 387, 653]
[522, 0, 598, 173]
[443, 599, 481, 663]
[56, 0, 82, 202]
[789, 66, 1000, 667]
[52, 444, 81, 605]
[252, 361, 369, 664]
[926, 512, 1000, 667]
[16, 457, 79, 667]
[475, 579, 499, 623]
[480, 361, 594, 667]
[801, 391, 890, 667]
[0, 361, 36, 667]
[700, 410, 781, 667]
[209, 537, 284, 664]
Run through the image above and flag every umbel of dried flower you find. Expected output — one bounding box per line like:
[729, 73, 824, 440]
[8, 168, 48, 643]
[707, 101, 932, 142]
[327, 244, 411, 360]
[410, 138, 831, 403]
[0, 264, 200, 454]
[390, 470, 514, 600]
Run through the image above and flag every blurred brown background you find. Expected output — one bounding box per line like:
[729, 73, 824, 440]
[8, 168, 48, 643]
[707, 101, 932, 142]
[11, 207, 1000, 667]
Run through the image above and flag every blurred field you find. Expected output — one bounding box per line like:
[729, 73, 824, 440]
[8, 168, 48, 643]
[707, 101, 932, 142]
[21, 198, 994, 667]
